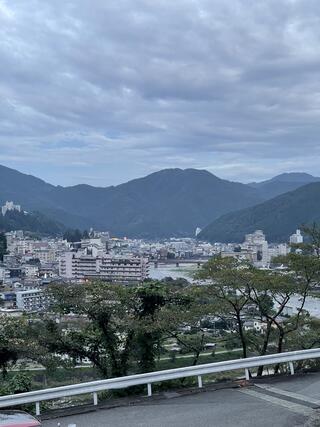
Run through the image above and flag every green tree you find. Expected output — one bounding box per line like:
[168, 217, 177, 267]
[271, 252, 320, 366]
[63, 229, 83, 242]
[0, 317, 23, 377]
[0, 233, 7, 261]
[195, 257, 252, 358]
[39, 281, 188, 378]
[195, 255, 316, 374]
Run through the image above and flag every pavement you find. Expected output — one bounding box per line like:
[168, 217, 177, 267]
[42, 372, 320, 427]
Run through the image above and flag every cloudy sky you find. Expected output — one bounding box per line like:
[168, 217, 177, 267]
[1, 0, 320, 186]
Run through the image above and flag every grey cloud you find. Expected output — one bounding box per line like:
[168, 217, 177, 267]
[1, 0, 320, 185]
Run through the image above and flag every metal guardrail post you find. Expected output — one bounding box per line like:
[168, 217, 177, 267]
[0, 348, 318, 411]
[289, 362, 295, 375]
[93, 392, 98, 406]
[245, 369, 250, 380]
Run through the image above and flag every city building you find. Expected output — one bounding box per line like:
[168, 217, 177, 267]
[59, 249, 149, 283]
[15, 288, 53, 312]
[290, 229, 303, 245]
[1, 201, 21, 216]
[195, 227, 202, 237]
[242, 230, 270, 266]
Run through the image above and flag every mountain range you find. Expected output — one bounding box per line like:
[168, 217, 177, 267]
[0, 210, 64, 236]
[248, 172, 320, 199]
[0, 165, 262, 237]
[1, 164, 319, 239]
[199, 182, 320, 242]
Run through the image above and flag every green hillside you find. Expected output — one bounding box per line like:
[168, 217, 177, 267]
[199, 182, 320, 243]
[0, 165, 262, 238]
[0, 210, 64, 236]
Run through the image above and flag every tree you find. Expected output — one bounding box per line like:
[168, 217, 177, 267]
[195, 257, 252, 359]
[63, 229, 83, 243]
[131, 283, 166, 372]
[39, 281, 189, 378]
[240, 270, 296, 375]
[271, 252, 320, 369]
[82, 230, 90, 239]
[0, 317, 23, 377]
[300, 223, 320, 257]
[0, 233, 7, 261]
[195, 254, 317, 375]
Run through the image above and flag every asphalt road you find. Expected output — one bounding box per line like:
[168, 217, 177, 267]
[42, 373, 320, 427]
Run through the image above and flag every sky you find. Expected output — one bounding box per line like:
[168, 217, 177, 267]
[1, 0, 320, 187]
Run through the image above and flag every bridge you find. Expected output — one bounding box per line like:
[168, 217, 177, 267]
[153, 258, 211, 268]
[0, 348, 320, 426]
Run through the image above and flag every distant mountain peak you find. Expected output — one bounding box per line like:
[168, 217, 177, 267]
[199, 181, 320, 243]
[269, 172, 319, 183]
[0, 163, 261, 237]
[248, 171, 320, 199]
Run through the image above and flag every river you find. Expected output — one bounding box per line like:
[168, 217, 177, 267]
[149, 263, 199, 281]
[149, 263, 320, 318]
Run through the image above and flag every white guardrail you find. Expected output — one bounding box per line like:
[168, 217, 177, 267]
[0, 348, 320, 416]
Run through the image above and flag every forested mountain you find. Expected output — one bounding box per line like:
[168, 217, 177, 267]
[248, 172, 320, 200]
[2, 164, 320, 239]
[0, 210, 64, 235]
[199, 182, 320, 243]
[0, 165, 262, 237]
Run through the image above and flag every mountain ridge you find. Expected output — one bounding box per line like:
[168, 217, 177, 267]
[199, 182, 320, 243]
[1, 164, 320, 238]
[248, 172, 320, 199]
[0, 164, 262, 237]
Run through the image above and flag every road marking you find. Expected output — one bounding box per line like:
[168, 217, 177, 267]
[239, 388, 313, 416]
[255, 384, 320, 406]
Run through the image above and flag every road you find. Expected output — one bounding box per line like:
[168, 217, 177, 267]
[11, 348, 242, 372]
[42, 372, 320, 427]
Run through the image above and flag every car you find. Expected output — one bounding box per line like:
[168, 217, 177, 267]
[0, 411, 41, 427]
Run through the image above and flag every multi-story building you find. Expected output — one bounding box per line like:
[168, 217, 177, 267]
[34, 249, 56, 264]
[290, 229, 303, 245]
[1, 201, 21, 216]
[268, 243, 289, 260]
[59, 249, 149, 283]
[243, 230, 270, 266]
[23, 264, 39, 278]
[15, 288, 53, 312]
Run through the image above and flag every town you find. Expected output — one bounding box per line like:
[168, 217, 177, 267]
[0, 200, 305, 317]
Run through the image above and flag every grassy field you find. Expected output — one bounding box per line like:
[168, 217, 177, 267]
[7, 348, 243, 391]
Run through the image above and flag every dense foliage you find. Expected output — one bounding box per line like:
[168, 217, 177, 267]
[248, 172, 320, 199]
[0, 164, 262, 237]
[63, 229, 90, 242]
[200, 182, 320, 242]
[0, 232, 6, 261]
[0, 210, 64, 236]
[1, 226, 320, 394]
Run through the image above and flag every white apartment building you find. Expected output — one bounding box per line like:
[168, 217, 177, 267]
[268, 243, 289, 261]
[15, 289, 53, 312]
[243, 230, 270, 265]
[59, 250, 149, 283]
[2, 201, 21, 216]
[5, 236, 33, 255]
[290, 229, 303, 244]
